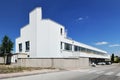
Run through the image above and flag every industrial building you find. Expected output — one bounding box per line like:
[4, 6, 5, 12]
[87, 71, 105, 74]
[15, 7, 110, 66]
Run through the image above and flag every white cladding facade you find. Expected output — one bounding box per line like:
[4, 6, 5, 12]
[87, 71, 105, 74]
[16, 7, 110, 59]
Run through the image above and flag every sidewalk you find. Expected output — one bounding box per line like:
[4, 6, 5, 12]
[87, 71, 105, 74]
[0, 69, 60, 79]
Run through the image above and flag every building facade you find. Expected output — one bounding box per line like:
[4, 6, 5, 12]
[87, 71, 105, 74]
[16, 7, 110, 62]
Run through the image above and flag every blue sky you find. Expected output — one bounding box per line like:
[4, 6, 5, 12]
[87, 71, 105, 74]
[0, 0, 120, 55]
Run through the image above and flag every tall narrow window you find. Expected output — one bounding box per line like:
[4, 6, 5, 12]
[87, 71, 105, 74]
[25, 41, 30, 52]
[61, 42, 62, 49]
[60, 28, 63, 35]
[19, 43, 22, 52]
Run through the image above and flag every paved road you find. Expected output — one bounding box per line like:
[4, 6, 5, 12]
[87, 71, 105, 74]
[2, 64, 120, 80]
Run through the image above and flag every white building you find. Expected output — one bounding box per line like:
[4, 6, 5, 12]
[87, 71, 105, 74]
[16, 7, 110, 62]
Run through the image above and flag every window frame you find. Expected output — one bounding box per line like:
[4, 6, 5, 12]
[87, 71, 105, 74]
[25, 41, 30, 52]
[64, 43, 72, 51]
[60, 28, 63, 35]
[19, 43, 22, 52]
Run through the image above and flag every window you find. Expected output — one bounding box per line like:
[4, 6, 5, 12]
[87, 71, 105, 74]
[86, 49, 91, 53]
[74, 46, 79, 51]
[64, 43, 72, 51]
[79, 47, 81, 51]
[61, 42, 62, 49]
[81, 47, 86, 52]
[25, 41, 30, 52]
[60, 28, 63, 35]
[19, 43, 22, 52]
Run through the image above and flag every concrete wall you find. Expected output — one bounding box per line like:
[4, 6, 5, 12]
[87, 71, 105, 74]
[11, 53, 28, 63]
[0, 57, 4, 64]
[17, 57, 89, 69]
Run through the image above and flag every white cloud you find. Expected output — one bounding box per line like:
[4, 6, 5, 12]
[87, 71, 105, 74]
[78, 17, 83, 21]
[77, 16, 88, 21]
[109, 44, 120, 47]
[95, 41, 108, 45]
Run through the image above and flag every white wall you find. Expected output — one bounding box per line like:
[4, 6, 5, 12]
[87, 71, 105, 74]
[16, 9, 37, 57]
[36, 20, 64, 57]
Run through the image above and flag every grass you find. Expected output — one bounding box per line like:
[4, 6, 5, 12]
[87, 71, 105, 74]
[0, 66, 55, 74]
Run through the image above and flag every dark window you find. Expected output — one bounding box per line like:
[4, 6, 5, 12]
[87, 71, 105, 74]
[60, 28, 63, 35]
[25, 41, 30, 52]
[79, 47, 81, 51]
[74, 46, 79, 51]
[19, 43, 22, 52]
[61, 42, 62, 49]
[64, 43, 72, 51]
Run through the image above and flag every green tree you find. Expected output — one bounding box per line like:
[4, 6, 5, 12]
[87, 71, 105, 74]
[0, 35, 13, 64]
[111, 53, 114, 63]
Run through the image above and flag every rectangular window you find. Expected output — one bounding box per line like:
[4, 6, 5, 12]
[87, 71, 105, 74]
[25, 41, 30, 52]
[86, 49, 91, 53]
[79, 47, 81, 51]
[19, 43, 22, 52]
[64, 43, 72, 51]
[81, 47, 86, 52]
[61, 42, 62, 49]
[60, 28, 63, 35]
[74, 45, 79, 51]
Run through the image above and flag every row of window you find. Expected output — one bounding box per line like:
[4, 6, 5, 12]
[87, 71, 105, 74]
[19, 41, 30, 52]
[18, 40, 105, 55]
[61, 42, 106, 55]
